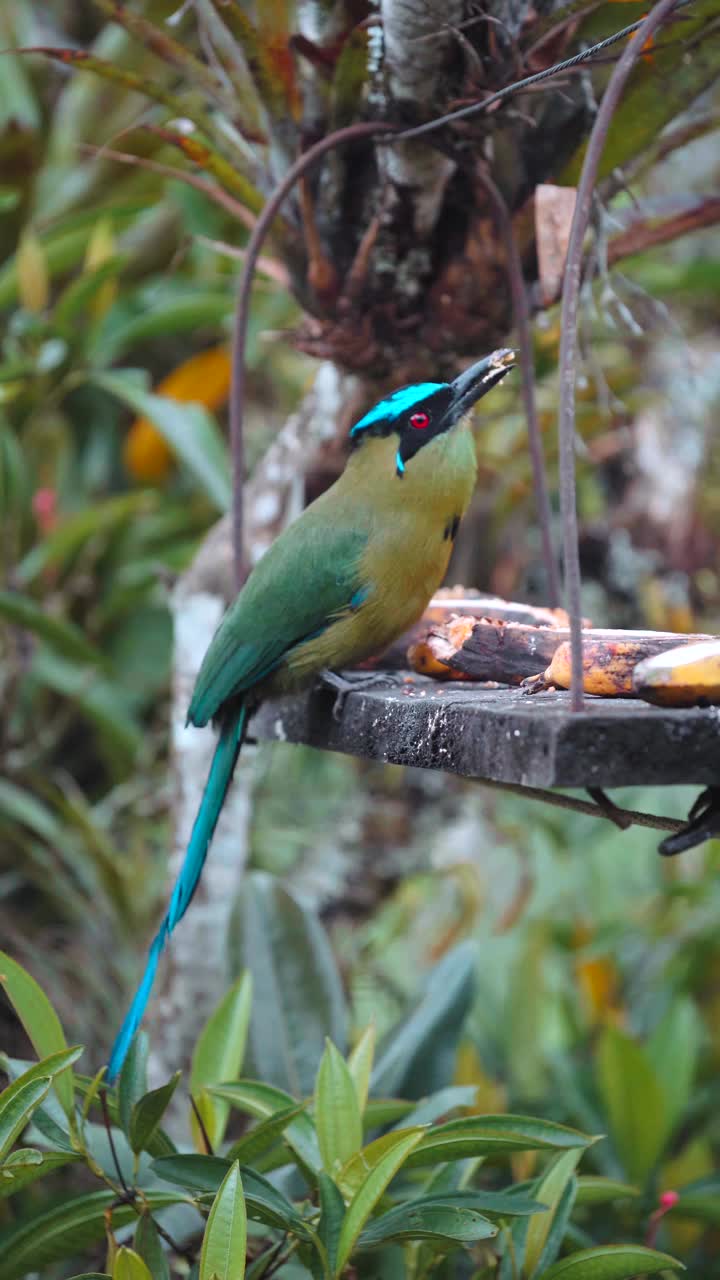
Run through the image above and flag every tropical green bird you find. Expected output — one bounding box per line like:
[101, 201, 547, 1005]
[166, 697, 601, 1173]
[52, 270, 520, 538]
[107, 347, 515, 1080]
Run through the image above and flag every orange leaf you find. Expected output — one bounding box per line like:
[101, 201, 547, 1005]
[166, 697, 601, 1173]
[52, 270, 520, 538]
[124, 346, 231, 484]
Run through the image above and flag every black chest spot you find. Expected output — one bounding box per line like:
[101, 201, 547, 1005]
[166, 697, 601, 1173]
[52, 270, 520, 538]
[444, 514, 461, 542]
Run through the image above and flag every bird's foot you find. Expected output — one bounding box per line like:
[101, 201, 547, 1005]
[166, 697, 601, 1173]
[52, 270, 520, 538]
[319, 668, 400, 721]
[658, 786, 720, 856]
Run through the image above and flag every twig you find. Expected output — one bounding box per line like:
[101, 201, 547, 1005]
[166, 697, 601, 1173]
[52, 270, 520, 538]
[391, 15, 660, 142]
[100, 1088, 130, 1196]
[229, 121, 396, 589]
[472, 777, 684, 834]
[78, 144, 257, 230]
[190, 1094, 215, 1155]
[557, 0, 682, 713]
[477, 168, 561, 607]
[607, 194, 720, 263]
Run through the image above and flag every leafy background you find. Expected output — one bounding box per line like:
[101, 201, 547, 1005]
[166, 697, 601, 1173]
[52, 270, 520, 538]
[1, 0, 720, 1276]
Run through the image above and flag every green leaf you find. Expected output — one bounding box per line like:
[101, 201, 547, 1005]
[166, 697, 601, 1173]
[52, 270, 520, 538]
[134, 1216, 170, 1280]
[347, 1025, 375, 1114]
[199, 1161, 246, 1280]
[129, 1073, 180, 1156]
[16, 492, 155, 585]
[318, 1172, 345, 1275]
[229, 873, 347, 1098]
[0, 1076, 51, 1161]
[225, 1101, 307, 1165]
[395, 1086, 478, 1130]
[405, 1115, 594, 1168]
[65, 1274, 111, 1279]
[152, 1155, 308, 1235]
[574, 1178, 640, 1206]
[387, 1190, 544, 1220]
[93, 371, 231, 511]
[118, 1032, 148, 1143]
[363, 1099, 415, 1128]
[208, 1080, 321, 1171]
[29, 650, 143, 766]
[525, 1150, 583, 1278]
[0, 1190, 186, 1280]
[0, 1148, 82, 1198]
[335, 1128, 425, 1275]
[0, 591, 104, 666]
[357, 1200, 497, 1249]
[531, 1177, 578, 1278]
[0, 951, 74, 1118]
[649, 999, 701, 1136]
[315, 1039, 363, 1174]
[671, 1175, 720, 1226]
[191, 973, 252, 1151]
[372, 942, 476, 1099]
[97, 292, 233, 361]
[113, 1248, 152, 1280]
[564, 0, 720, 181]
[596, 1027, 668, 1185]
[53, 258, 124, 329]
[537, 1245, 684, 1279]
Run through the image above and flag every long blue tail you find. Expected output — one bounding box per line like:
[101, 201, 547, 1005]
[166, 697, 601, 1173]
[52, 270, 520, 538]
[107, 703, 248, 1083]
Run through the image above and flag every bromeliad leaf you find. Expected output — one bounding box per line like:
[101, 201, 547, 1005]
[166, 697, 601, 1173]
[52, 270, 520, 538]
[229, 874, 348, 1098]
[372, 941, 476, 1100]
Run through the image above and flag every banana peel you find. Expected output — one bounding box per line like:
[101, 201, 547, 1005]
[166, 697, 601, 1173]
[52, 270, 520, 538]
[633, 639, 720, 707]
[530, 631, 713, 697]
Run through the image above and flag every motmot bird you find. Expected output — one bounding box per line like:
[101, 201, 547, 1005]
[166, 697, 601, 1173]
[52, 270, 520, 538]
[107, 348, 515, 1081]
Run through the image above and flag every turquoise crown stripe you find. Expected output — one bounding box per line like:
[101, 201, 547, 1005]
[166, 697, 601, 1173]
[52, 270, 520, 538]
[350, 382, 446, 437]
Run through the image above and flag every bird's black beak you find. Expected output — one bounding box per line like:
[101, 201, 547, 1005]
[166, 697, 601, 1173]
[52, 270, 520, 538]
[447, 348, 516, 425]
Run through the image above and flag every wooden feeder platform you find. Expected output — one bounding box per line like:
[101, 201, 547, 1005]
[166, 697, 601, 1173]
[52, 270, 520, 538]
[253, 675, 720, 790]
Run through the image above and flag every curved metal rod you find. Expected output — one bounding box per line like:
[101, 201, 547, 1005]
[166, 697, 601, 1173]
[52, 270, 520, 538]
[557, 0, 682, 711]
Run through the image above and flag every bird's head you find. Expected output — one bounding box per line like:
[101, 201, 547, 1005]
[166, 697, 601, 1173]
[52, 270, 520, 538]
[349, 348, 515, 477]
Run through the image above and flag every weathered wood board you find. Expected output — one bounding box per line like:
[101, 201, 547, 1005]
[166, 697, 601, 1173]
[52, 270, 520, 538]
[252, 675, 720, 789]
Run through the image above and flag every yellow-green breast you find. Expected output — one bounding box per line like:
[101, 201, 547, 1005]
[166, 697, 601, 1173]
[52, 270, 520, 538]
[265, 422, 477, 694]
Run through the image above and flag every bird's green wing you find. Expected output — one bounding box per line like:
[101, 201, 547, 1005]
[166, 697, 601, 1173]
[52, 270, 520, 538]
[188, 516, 369, 726]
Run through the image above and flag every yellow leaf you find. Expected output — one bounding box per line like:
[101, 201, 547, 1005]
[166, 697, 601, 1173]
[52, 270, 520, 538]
[17, 230, 49, 313]
[84, 218, 117, 319]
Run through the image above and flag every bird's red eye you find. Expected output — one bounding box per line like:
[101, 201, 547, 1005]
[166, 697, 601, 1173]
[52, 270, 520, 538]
[410, 411, 430, 430]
